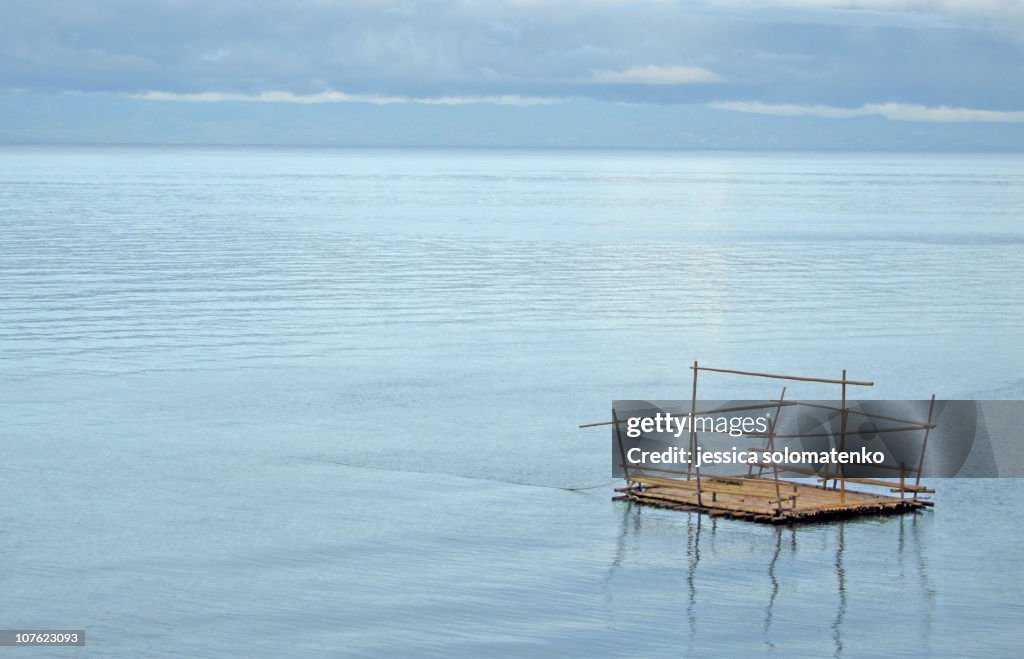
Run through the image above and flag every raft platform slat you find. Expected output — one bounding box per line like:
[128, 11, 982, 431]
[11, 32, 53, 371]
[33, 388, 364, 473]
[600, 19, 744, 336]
[619, 475, 927, 524]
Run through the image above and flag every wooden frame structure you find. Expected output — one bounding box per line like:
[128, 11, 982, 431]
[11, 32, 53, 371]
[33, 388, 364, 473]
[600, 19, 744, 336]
[583, 363, 937, 524]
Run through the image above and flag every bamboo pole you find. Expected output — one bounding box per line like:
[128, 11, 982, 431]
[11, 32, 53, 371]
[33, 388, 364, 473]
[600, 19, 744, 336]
[840, 369, 847, 504]
[819, 475, 933, 493]
[748, 461, 819, 477]
[612, 407, 631, 486]
[855, 461, 919, 474]
[691, 365, 873, 387]
[743, 448, 918, 473]
[913, 394, 936, 496]
[690, 360, 702, 506]
[584, 403, 934, 431]
[769, 387, 787, 514]
[578, 401, 801, 429]
[783, 401, 936, 430]
[746, 425, 932, 439]
[618, 463, 694, 478]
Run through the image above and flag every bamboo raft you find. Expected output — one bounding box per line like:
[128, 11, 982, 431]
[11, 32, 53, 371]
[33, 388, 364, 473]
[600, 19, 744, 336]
[615, 474, 930, 524]
[584, 363, 938, 525]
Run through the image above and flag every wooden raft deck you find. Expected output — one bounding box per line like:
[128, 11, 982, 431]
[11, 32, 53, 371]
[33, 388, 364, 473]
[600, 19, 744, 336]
[616, 475, 929, 524]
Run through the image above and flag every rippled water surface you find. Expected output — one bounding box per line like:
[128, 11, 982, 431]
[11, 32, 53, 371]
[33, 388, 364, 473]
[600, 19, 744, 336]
[2, 147, 1023, 657]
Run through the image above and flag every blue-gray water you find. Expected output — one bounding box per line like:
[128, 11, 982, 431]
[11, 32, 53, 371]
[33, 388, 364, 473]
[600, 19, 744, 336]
[2, 147, 1023, 657]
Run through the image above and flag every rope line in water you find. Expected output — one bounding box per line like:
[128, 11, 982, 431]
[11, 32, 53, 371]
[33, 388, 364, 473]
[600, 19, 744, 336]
[295, 456, 616, 492]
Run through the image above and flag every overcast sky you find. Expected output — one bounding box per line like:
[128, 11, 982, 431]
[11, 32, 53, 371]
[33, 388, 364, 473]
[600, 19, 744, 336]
[3, 0, 1024, 146]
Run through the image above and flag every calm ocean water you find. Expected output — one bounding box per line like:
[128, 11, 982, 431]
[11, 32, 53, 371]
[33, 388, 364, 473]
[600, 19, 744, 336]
[2, 146, 1023, 657]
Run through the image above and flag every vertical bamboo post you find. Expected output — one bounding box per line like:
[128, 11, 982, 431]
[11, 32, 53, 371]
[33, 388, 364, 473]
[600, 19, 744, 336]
[839, 369, 847, 505]
[690, 360, 702, 506]
[769, 387, 787, 514]
[612, 407, 631, 487]
[899, 462, 905, 499]
[913, 394, 936, 497]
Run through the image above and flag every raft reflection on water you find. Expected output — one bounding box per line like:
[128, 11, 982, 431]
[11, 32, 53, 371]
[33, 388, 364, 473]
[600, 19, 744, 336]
[607, 500, 935, 656]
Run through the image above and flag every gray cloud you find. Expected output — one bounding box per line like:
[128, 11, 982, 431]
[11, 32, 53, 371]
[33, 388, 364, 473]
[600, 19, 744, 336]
[1, 0, 1022, 110]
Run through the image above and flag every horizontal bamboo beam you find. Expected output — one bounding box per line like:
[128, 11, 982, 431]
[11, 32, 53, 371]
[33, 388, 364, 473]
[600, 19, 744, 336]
[747, 424, 932, 439]
[868, 462, 921, 474]
[617, 463, 692, 478]
[749, 461, 821, 476]
[625, 471, 749, 488]
[584, 401, 935, 431]
[620, 464, 747, 486]
[692, 365, 873, 386]
[747, 459, 919, 475]
[628, 474, 697, 489]
[816, 474, 934, 493]
[790, 400, 936, 429]
[579, 401, 800, 429]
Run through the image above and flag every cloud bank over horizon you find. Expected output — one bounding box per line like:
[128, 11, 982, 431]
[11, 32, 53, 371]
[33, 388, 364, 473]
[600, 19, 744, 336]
[2, 0, 1023, 146]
